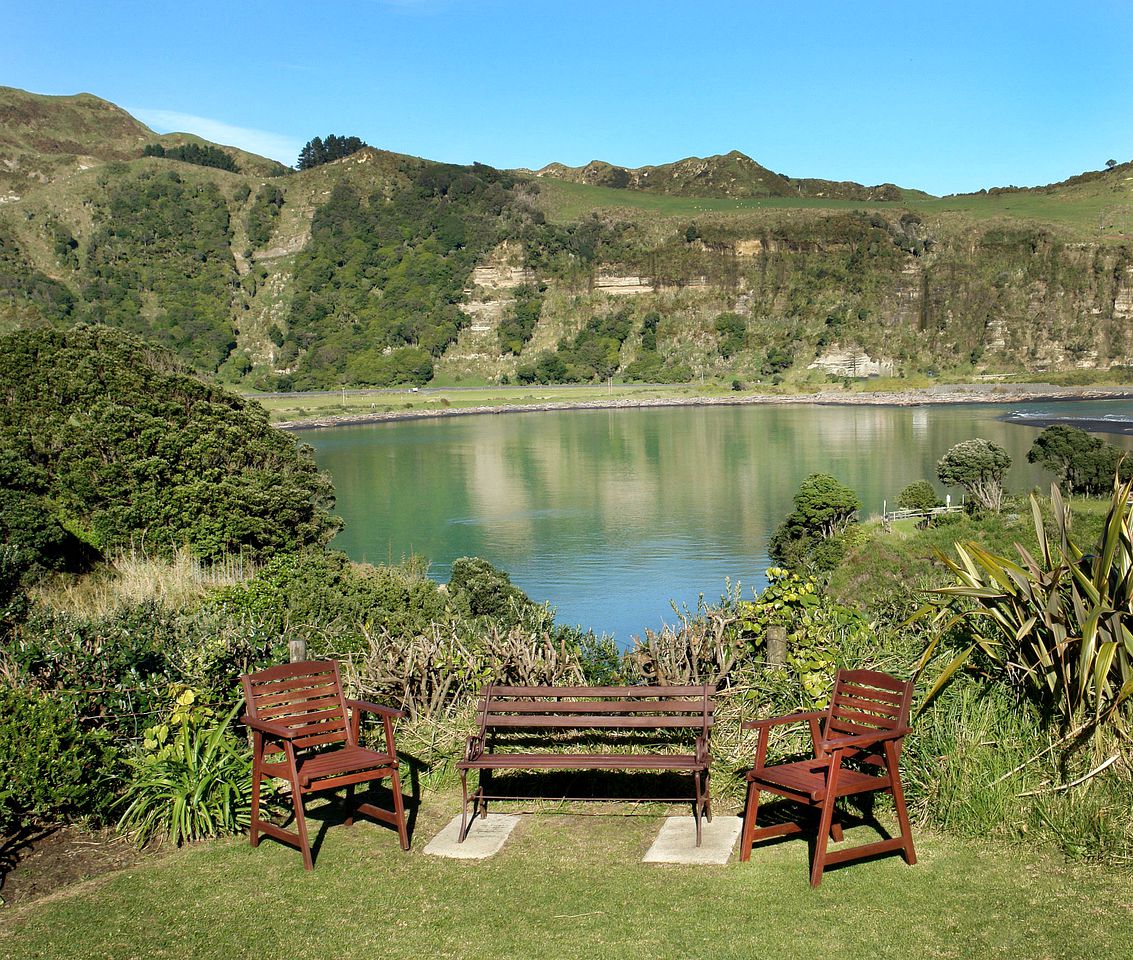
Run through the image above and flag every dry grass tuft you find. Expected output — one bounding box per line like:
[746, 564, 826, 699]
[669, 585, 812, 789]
[30, 547, 257, 617]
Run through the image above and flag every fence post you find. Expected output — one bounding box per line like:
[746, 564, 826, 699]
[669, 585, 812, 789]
[766, 624, 787, 666]
[289, 638, 307, 663]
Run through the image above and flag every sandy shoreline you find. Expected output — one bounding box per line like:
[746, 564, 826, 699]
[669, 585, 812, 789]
[276, 383, 1133, 432]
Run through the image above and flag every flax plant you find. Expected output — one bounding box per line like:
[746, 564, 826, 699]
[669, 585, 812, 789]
[915, 477, 1133, 739]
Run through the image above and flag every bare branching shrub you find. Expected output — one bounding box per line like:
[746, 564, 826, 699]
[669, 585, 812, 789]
[624, 599, 742, 686]
[336, 605, 585, 722]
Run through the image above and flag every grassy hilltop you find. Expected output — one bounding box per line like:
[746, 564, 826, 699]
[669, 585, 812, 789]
[2, 84, 1133, 394]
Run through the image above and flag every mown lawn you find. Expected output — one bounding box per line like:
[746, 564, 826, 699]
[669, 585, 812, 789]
[3, 791, 1129, 960]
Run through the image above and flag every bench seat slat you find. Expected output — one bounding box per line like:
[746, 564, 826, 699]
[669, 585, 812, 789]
[459, 753, 706, 771]
[480, 700, 712, 715]
[482, 715, 712, 729]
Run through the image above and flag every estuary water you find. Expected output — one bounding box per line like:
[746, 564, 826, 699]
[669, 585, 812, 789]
[303, 399, 1133, 644]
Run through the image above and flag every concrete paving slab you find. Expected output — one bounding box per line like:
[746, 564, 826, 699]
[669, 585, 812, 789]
[643, 815, 743, 865]
[423, 814, 521, 860]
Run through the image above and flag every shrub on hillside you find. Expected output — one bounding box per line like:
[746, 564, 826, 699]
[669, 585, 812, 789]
[0, 325, 340, 570]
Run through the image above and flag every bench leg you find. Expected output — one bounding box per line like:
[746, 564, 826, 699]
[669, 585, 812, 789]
[693, 771, 703, 847]
[704, 768, 713, 823]
[479, 768, 490, 819]
[459, 770, 470, 842]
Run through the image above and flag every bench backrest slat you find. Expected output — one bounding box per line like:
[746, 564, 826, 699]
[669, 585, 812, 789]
[474, 684, 715, 738]
[489, 685, 714, 697]
[478, 700, 712, 715]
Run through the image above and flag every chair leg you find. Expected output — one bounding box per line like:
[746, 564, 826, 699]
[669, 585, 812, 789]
[704, 769, 713, 823]
[693, 770, 703, 846]
[739, 780, 760, 862]
[390, 767, 409, 851]
[890, 774, 917, 866]
[811, 795, 837, 888]
[830, 814, 844, 843]
[343, 783, 355, 827]
[249, 761, 262, 848]
[479, 768, 489, 819]
[291, 787, 314, 870]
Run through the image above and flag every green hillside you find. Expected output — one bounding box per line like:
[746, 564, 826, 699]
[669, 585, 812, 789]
[1, 85, 1132, 391]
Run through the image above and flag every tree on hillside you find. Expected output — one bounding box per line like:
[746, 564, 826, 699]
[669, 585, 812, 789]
[296, 134, 368, 170]
[769, 473, 861, 572]
[937, 438, 1012, 513]
[0, 325, 341, 578]
[1027, 424, 1130, 495]
[1106, 159, 1117, 169]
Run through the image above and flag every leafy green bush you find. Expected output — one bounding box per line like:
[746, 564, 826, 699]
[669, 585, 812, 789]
[896, 479, 942, 512]
[117, 698, 252, 846]
[917, 480, 1133, 734]
[937, 438, 1011, 513]
[447, 556, 533, 625]
[208, 551, 450, 656]
[0, 685, 118, 831]
[736, 568, 872, 708]
[0, 325, 341, 567]
[768, 473, 861, 572]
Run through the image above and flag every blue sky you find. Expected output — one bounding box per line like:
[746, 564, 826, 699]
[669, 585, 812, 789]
[4, 1, 1132, 195]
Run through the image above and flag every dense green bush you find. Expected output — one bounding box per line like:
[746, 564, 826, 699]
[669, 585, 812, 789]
[896, 479, 942, 512]
[0, 325, 340, 568]
[0, 685, 118, 831]
[208, 551, 450, 656]
[768, 473, 861, 572]
[498, 286, 543, 355]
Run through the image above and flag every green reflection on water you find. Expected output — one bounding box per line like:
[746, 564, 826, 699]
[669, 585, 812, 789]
[303, 400, 1133, 644]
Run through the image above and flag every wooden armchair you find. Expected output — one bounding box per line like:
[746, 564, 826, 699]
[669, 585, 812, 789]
[241, 660, 409, 869]
[739, 668, 916, 886]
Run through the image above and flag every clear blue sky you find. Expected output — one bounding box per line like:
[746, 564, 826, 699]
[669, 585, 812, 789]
[5, 1, 1132, 195]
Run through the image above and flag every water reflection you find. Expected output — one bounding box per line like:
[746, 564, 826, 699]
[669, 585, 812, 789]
[305, 400, 1133, 644]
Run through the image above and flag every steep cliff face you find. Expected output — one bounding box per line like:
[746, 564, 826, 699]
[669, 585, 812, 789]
[1, 86, 1131, 389]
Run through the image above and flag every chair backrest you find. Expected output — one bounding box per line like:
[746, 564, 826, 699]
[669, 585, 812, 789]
[824, 669, 913, 745]
[242, 660, 352, 751]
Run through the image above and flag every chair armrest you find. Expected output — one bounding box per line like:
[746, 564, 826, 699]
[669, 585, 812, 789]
[347, 699, 402, 757]
[465, 735, 485, 762]
[347, 699, 404, 720]
[241, 715, 297, 740]
[741, 710, 825, 731]
[824, 726, 911, 753]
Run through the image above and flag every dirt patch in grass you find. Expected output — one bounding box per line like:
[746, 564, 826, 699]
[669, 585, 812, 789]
[0, 826, 147, 909]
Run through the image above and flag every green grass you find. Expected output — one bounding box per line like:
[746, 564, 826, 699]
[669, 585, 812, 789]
[536, 175, 1133, 239]
[2, 791, 1129, 959]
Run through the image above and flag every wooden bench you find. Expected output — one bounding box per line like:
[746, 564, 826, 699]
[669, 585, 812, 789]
[457, 683, 715, 845]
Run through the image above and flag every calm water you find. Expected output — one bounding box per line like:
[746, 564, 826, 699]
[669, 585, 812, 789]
[303, 400, 1133, 644]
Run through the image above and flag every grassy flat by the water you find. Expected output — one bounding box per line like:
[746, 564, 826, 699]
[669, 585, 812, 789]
[252, 375, 1133, 427]
[3, 792, 1129, 960]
